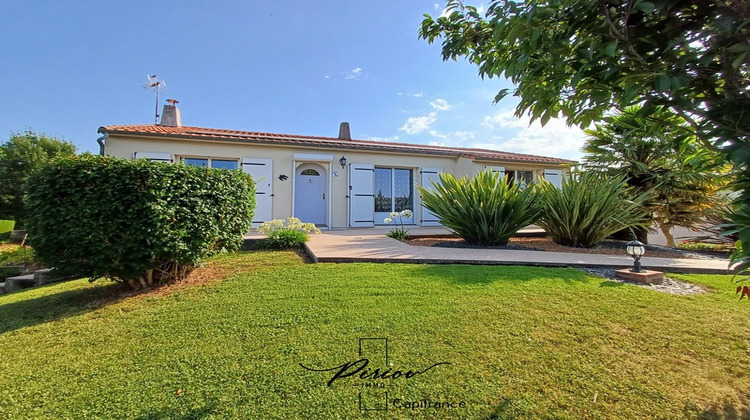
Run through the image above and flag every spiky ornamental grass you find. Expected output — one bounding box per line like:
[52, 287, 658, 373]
[419, 170, 543, 245]
[537, 172, 651, 248]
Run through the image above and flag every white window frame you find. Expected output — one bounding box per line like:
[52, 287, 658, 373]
[504, 169, 536, 185]
[373, 166, 416, 225]
[178, 156, 241, 170]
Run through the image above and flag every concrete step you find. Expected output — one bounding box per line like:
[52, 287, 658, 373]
[4, 274, 35, 293]
[242, 238, 262, 250]
[33, 268, 73, 286]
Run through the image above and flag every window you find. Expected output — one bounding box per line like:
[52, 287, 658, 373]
[211, 159, 239, 170]
[374, 167, 414, 223]
[183, 158, 208, 167]
[181, 157, 238, 170]
[374, 168, 393, 213]
[300, 169, 320, 176]
[505, 170, 534, 187]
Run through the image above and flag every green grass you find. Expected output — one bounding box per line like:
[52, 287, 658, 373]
[678, 242, 735, 252]
[0, 246, 36, 281]
[0, 245, 35, 266]
[0, 251, 748, 419]
[0, 220, 14, 234]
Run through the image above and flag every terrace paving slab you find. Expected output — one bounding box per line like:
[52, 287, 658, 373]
[296, 228, 732, 275]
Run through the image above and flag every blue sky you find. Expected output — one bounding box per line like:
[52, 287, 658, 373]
[0, 1, 586, 160]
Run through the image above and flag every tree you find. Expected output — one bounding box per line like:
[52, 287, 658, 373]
[0, 130, 76, 224]
[420, 0, 750, 271]
[583, 107, 729, 246]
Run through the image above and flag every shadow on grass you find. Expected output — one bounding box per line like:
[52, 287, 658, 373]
[0, 281, 132, 334]
[599, 280, 625, 288]
[690, 395, 750, 420]
[403, 264, 593, 286]
[483, 397, 534, 419]
[0, 250, 298, 335]
[134, 400, 218, 420]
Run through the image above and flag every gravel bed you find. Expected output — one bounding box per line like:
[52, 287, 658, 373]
[576, 267, 708, 295]
[406, 236, 730, 261]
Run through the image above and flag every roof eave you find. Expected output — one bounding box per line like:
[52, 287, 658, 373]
[100, 127, 576, 166]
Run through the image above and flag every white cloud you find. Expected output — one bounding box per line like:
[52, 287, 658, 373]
[367, 135, 400, 142]
[345, 67, 363, 80]
[429, 130, 447, 139]
[412, 92, 424, 98]
[477, 110, 587, 160]
[399, 112, 437, 135]
[429, 98, 452, 111]
[453, 130, 475, 141]
[482, 109, 527, 129]
[324, 75, 330, 79]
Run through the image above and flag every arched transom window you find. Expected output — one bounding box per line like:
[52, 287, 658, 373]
[300, 169, 320, 176]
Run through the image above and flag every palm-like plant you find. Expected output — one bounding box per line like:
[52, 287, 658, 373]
[537, 172, 651, 248]
[583, 106, 729, 245]
[419, 170, 543, 245]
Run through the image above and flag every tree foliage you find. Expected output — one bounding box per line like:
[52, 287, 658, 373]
[25, 155, 255, 289]
[0, 129, 76, 224]
[583, 107, 730, 246]
[420, 0, 750, 273]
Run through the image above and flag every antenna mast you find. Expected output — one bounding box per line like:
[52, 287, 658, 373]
[142, 74, 167, 124]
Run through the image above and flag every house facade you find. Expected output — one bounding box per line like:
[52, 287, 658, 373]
[98, 104, 574, 229]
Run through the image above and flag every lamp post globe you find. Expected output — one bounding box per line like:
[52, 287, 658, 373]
[626, 240, 646, 273]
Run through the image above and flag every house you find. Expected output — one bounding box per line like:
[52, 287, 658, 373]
[98, 103, 574, 229]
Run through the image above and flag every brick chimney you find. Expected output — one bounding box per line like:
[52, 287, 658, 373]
[159, 99, 182, 127]
[338, 122, 351, 140]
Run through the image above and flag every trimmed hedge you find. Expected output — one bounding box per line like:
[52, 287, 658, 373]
[0, 266, 23, 282]
[25, 155, 255, 289]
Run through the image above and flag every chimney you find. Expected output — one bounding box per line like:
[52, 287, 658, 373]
[338, 122, 351, 140]
[159, 99, 182, 127]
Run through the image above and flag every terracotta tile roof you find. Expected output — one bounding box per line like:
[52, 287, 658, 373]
[98, 124, 576, 165]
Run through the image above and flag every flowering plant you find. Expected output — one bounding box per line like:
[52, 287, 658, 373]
[384, 209, 412, 241]
[258, 217, 321, 249]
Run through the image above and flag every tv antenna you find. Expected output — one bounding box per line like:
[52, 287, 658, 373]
[142, 74, 167, 124]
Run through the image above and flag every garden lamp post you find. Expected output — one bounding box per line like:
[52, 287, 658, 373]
[626, 240, 645, 273]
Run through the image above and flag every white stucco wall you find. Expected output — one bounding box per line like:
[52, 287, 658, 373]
[103, 134, 569, 228]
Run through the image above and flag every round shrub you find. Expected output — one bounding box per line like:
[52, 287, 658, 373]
[25, 155, 255, 289]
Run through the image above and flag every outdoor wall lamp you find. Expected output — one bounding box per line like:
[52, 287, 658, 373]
[626, 240, 646, 273]
[339, 156, 347, 169]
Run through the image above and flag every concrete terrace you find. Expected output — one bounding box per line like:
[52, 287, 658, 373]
[280, 227, 732, 275]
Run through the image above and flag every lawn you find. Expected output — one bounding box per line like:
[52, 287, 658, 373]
[0, 251, 748, 419]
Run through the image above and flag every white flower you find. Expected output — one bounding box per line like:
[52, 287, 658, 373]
[384, 217, 393, 224]
[400, 209, 413, 218]
[390, 212, 399, 218]
[258, 217, 321, 236]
